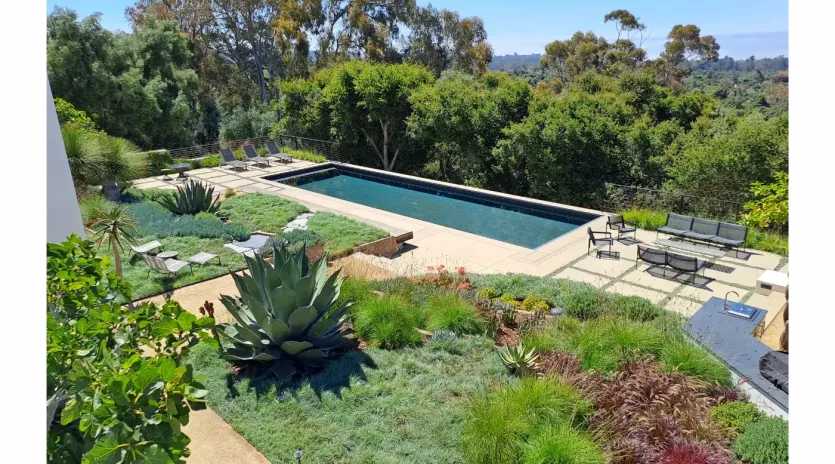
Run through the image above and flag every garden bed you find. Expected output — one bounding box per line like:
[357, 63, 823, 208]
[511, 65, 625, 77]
[80, 188, 390, 301]
[188, 267, 788, 464]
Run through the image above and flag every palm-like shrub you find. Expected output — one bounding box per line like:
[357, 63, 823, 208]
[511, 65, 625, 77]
[61, 125, 101, 186]
[158, 180, 220, 215]
[217, 242, 354, 380]
[91, 136, 148, 200]
[88, 204, 138, 278]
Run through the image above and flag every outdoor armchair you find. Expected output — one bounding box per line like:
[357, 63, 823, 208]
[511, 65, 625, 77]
[607, 214, 636, 240]
[587, 227, 614, 255]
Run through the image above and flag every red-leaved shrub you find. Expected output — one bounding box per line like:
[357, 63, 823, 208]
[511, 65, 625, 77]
[573, 355, 735, 464]
[661, 439, 734, 464]
[537, 350, 582, 377]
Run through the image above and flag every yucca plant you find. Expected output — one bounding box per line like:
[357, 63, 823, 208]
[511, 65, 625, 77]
[217, 241, 354, 380]
[88, 204, 138, 278]
[498, 342, 540, 375]
[158, 180, 220, 215]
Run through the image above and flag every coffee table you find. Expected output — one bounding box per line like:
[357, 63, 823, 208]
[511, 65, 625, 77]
[652, 238, 726, 265]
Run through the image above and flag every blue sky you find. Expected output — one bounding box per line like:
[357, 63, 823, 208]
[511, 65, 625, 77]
[47, 0, 788, 57]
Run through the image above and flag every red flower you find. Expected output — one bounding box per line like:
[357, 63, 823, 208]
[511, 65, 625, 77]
[457, 267, 467, 276]
[458, 282, 473, 290]
[426, 266, 434, 271]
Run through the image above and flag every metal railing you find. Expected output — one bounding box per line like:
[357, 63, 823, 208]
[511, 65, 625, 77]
[166, 134, 339, 160]
[601, 183, 746, 222]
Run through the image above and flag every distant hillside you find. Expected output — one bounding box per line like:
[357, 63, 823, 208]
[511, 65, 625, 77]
[490, 54, 542, 71]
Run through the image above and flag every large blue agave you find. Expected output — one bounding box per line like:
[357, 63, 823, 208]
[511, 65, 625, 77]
[217, 242, 354, 380]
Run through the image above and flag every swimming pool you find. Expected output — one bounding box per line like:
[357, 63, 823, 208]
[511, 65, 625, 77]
[267, 164, 599, 249]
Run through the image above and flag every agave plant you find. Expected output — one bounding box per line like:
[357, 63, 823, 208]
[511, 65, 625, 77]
[498, 343, 540, 375]
[158, 180, 220, 215]
[217, 241, 354, 380]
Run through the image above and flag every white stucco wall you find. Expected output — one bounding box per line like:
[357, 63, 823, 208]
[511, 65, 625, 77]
[47, 78, 85, 243]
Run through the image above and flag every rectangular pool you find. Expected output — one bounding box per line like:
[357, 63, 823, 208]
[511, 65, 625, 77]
[267, 164, 599, 249]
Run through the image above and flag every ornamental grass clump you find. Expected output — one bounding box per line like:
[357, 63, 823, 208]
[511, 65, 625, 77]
[352, 296, 425, 348]
[425, 294, 484, 335]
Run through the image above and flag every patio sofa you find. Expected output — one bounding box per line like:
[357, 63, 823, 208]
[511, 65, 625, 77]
[657, 213, 748, 254]
[637, 244, 708, 282]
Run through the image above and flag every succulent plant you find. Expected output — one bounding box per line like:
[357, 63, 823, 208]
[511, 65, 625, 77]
[498, 343, 540, 375]
[430, 329, 457, 341]
[158, 180, 220, 215]
[217, 241, 354, 380]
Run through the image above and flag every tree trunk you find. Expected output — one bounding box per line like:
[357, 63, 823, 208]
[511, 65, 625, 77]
[111, 239, 123, 278]
[103, 179, 121, 201]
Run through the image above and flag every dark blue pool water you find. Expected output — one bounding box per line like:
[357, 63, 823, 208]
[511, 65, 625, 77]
[275, 167, 596, 248]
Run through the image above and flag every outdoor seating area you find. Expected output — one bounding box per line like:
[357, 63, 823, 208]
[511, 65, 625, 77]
[657, 213, 749, 256]
[217, 141, 296, 172]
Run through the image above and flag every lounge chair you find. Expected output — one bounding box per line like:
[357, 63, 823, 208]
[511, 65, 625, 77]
[221, 148, 249, 171]
[143, 254, 192, 276]
[607, 214, 636, 240]
[636, 245, 707, 282]
[636, 245, 667, 270]
[711, 222, 748, 255]
[666, 252, 708, 282]
[265, 140, 293, 163]
[130, 240, 163, 257]
[684, 218, 719, 242]
[187, 252, 221, 265]
[657, 213, 694, 239]
[587, 227, 614, 256]
[242, 144, 271, 166]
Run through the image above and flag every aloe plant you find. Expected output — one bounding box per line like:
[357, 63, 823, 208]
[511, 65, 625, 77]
[217, 242, 354, 380]
[498, 343, 540, 375]
[158, 180, 220, 215]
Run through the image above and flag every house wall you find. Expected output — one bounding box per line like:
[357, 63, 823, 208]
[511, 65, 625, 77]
[47, 78, 85, 243]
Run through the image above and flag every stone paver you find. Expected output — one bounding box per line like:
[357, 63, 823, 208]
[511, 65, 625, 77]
[446, 241, 517, 268]
[719, 250, 781, 270]
[137, 180, 168, 189]
[236, 169, 269, 178]
[664, 297, 703, 317]
[573, 255, 636, 278]
[206, 174, 242, 184]
[220, 179, 256, 188]
[705, 263, 764, 287]
[677, 280, 746, 303]
[553, 268, 610, 288]
[192, 170, 230, 179]
[606, 282, 667, 304]
[620, 267, 682, 292]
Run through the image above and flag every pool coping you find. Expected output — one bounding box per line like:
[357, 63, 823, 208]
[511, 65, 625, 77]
[264, 161, 609, 252]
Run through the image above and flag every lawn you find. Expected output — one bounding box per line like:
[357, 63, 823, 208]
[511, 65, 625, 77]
[189, 336, 510, 463]
[83, 189, 389, 301]
[218, 193, 310, 233]
[308, 212, 389, 254]
[97, 234, 247, 301]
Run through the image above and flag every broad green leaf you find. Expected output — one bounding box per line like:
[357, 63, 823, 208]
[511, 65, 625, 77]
[287, 306, 318, 333]
[261, 318, 291, 344]
[294, 275, 316, 307]
[176, 311, 197, 330]
[271, 285, 297, 321]
[280, 340, 313, 355]
[61, 397, 82, 425]
[136, 444, 174, 464]
[81, 434, 127, 464]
